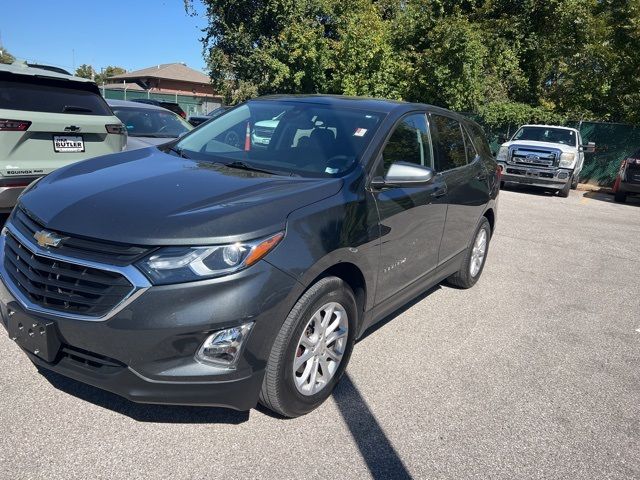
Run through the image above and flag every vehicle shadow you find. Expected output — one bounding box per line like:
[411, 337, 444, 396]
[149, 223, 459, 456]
[582, 190, 640, 206]
[500, 183, 558, 197]
[37, 368, 250, 424]
[358, 285, 441, 342]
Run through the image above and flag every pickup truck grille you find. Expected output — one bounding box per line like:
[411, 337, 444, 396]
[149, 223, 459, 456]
[509, 147, 558, 168]
[253, 126, 274, 139]
[3, 231, 135, 317]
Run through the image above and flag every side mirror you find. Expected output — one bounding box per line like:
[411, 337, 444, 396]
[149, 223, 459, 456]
[581, 142, 596, 153]
[371, 161, 435, 188]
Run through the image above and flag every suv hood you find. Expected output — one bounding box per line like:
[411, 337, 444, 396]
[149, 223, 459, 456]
[501, 140, 577, 153]
[18, 148, 343, 245]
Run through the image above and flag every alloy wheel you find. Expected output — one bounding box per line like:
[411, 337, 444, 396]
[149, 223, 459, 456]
[469, 228, 487, 277]
[293, 302, 349, 396]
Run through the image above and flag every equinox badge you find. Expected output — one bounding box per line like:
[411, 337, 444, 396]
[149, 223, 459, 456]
[34, 230, 65, 248]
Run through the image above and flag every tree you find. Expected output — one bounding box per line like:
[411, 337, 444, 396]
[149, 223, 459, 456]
[95, 66, 127, 85]
[188, 0, 640, 124]
[0, 46, 15, 64]
[75, 64, 96, 79]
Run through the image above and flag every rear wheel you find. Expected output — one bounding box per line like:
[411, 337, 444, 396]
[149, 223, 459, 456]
[259, 276, 356, 417]
[447, 217, 491, 289]
[614, 190, 627, 203]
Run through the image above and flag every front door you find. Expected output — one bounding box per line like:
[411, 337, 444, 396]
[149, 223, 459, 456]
[371, 113, 448, 304]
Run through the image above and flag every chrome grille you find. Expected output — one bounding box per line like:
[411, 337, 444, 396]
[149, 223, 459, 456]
[509, 147, 558, 168]
[253, 126, 274, 138]
[3, 231, 135, 317]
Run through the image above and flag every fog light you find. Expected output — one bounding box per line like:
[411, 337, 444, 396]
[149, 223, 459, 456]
[196, 323, 253, 367]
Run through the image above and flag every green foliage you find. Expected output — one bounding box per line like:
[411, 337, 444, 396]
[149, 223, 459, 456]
[75, 64, 96, 79]
[0, 46, 15, 64]
[188, 0, 640, 124]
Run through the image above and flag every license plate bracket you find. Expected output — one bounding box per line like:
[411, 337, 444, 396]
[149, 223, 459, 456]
[6, 310, 61, 363]
[53, 135, 84, 153]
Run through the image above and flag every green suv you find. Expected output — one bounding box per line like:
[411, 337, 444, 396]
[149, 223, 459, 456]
[0, 62, 126, 211]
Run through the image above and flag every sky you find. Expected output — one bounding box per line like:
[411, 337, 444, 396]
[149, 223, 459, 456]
[1, 0, 208, 74]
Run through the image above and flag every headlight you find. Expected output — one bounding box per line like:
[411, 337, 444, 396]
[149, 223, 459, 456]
[559, 152, 576, 168]
[496, 145, 508, 162]
[137, 231, 284, 285]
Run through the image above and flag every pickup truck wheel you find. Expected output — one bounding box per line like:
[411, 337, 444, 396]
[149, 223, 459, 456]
[259, 276, 356, 418]
[571, 174, 579, 190]
[447, 217, 491, 289]
[558, 178, 571, 198]
[614, 190, 627, 203]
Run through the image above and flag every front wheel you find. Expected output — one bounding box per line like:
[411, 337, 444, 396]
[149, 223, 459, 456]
[558, 177, 571, 198]
[447, 217, 491, 289]
[614, 190, 627, 203]
[259, 276, 357, 417]
[571, 174, 579, 190]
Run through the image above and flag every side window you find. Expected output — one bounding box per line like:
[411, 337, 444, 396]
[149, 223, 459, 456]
[431, 114, 467, 171]
[468, 123, 493, 159]
[381, 113, 432, 174]
[462, 126, 479, 163]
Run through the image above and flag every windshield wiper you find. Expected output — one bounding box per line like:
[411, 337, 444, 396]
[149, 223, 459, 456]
[221, 161, 282, 176]
[62, 105, 92, 113]
[167, 146, 190, 158]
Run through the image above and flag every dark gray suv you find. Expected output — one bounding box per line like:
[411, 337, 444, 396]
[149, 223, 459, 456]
[0, 96, 499, 417]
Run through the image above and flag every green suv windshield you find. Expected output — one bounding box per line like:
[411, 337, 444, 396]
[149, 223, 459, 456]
[175, 100, 384, 177]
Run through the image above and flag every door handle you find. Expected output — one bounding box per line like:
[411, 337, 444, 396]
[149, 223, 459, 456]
[431, 185, 447, 198]
[476, 172, 488, 181]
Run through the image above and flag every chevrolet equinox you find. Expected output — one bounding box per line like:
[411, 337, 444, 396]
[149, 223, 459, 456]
[0, 96, 499, 417]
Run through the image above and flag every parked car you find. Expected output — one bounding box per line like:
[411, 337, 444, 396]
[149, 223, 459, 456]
[0, 62, 126, 212]
[130, 98, 187, 119]
[0, 95, 499, 417]
[613, 149, 640, 203]
[187, 106, 231, 127]
[496, 124, 595, 197]
[107, 100, 192, 150]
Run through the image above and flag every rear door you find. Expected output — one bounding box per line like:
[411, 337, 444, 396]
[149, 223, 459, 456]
[0, 75, 125, 177]
[371, 112, 448, 304]
[430, 114, 489, 264]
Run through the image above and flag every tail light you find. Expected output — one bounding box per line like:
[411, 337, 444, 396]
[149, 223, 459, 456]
[0, 119, 31, 131]
[105, 124, 126, 135]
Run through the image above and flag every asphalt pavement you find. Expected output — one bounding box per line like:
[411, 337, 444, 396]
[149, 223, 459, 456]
[1, 187, 639, 480]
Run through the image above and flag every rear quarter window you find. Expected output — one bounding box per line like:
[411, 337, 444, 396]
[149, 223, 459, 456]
[0, 77, 112, 116]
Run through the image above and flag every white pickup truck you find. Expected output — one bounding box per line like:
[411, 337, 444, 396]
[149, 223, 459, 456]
[496, 124, 595, 197]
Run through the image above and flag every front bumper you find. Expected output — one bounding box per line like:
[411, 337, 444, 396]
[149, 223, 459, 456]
[498, 162, 572, 189]
[0, 255, 301, 410]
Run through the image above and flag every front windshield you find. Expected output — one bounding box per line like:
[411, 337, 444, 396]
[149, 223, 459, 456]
[175, 100, 384, 177]
[112, 106, 193, 138]
[512, 126, 577, 146]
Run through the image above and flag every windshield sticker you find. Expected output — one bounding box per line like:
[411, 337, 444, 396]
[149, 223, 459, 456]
[354, 128, 368, 137]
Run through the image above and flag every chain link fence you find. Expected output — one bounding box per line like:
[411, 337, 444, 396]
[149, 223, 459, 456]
[102, 89, 221, 117]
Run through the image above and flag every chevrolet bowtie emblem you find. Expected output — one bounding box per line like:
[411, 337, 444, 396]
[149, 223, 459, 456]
[34, 230, 65, 248]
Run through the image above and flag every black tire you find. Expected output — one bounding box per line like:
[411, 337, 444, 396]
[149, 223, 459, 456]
[558, 178, 571, 198]
[259, 276, 357, 418]
[614, 190, 627, 203]
[571, 174, 579, 190]
[447, 217, 491, 289]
